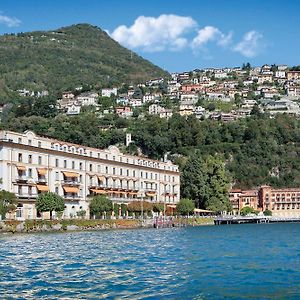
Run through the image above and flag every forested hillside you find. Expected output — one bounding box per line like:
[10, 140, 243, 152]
[0, 23, 169, 101]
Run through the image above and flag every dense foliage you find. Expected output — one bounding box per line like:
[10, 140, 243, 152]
[35, 192, 65, 217]
[181, 155, 231, 212]
[89, 195, 113, 217]
[0, 23, 168, 101]
[127, 201, 153, 213]
[0, 190, 17, 219]
[176, 198, 195, 216]
[240, 207, 258, 216]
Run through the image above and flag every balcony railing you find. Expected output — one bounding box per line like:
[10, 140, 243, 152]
[16, 176, 28, 183]
[16, 193, 38, 199]
[36, 177, 47, 183]
[62, 180, 80, 186]
[64, 194, 82, 201]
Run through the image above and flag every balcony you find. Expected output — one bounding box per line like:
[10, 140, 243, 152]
[36, 177, 47, 184]
[62, 180, 80, 186]
[16, 193, 38, 199]
[15, 176, 28, 183]
[64, 193, 82, 201]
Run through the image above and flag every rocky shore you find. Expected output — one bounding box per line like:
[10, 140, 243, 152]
[0, 217, 215, 234]
[0, 219, 143, 234]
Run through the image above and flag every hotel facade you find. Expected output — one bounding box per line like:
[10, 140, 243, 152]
[0, 130, 180, 220]
[230, 185, 300, 217]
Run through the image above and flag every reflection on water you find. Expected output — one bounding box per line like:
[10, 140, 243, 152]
[0, 224, 300, 299]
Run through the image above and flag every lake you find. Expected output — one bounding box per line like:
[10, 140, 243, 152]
[0, 223, 300, 299]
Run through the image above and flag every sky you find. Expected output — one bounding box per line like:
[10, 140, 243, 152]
[0, 0, 298, 72]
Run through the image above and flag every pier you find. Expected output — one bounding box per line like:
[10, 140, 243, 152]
[214, 216, 300, 225]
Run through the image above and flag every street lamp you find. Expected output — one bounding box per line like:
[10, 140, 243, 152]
[137, 189, 145, 222]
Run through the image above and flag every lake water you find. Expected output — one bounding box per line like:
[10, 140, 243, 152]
[0, 223, 300, 299]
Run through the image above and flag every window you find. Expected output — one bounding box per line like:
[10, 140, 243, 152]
[18, 138, 22, 144]
[28, 140, 32, 146]
[38, 156, 42, 165]
[38, 141, 41, 148]
[98, 153, 101, 159]
[120, 168, 123, 176]
[72, 161, 75, 169]
[133, 170, 135, 177]
[28, 168, 32, 178]
[64, 160, 67, 168]
[55, 159, 59, 167]
[79, 162, 83, 170]
[89, 164, 93, 172]
[55, 187, 59, 194]
[28, 155, 32, 164]
[55, 171, 59, 180]
[28, 186, 32, 196]
[113, 168, 116, 175]
[90, 151, 93, 157]
[105, 166, 108, 173]
[97, 165, 101, 173]
[113, 156, 115, 161]
[18, 153, 22, 162]
[79, 175, 82, 183]
[127, 169, 129, 176]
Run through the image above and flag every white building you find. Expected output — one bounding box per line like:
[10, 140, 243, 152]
[129, 98, 142, 107]
[66, 104, 81, 116]
[101, 88, 118, 98]
[275, 71, 286, 79]
[180, 93, 198, 104]
[76, 92, 99, 106]
[143, 94, 155, 103]
[0, 131, 180, 220]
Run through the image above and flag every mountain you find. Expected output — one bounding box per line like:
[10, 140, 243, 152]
[0, 23, 169, 100]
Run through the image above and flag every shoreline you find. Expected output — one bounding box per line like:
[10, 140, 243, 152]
[0, 218, 215, 234]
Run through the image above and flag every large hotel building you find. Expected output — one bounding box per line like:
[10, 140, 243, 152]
[230, 186, 300, 217]
[0, 130, 180, 220]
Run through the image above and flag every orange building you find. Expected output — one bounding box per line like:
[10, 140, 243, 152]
[259, 185, 300, 217]
[229, 189, 259, 214]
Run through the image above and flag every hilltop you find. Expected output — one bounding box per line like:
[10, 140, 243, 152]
[0, 23, 169, 100]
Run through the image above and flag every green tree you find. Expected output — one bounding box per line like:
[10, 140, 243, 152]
[0, 190, 17, 220]
[35, 192, 65, 218]
[127, 201, 153, 213]
[153, 202, 164, 213]
[207, 103, 216, 112]
[240, 206, 258, 216]
[204, 156, 231, 213]
[181, 154, 208, 208]
[89, 195, 113, 218]
[176, 198, 195, 216]
[250, 104, 261, 117]
[263, 209, 272, 216]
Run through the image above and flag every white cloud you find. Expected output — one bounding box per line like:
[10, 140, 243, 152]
[0, 13, 21, 27]
[192, 26, 232, 49]
[111, 14, 197, 52]
[233, 30, 263, 57]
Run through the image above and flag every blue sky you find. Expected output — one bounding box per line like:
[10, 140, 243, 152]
[0, 0, 298, 72]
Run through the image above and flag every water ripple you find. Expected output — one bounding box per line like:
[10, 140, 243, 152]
[1, 224, 300, 299]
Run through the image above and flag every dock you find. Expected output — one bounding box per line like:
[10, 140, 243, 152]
[214, 215, 300, 225]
